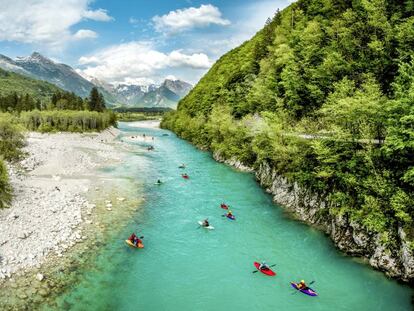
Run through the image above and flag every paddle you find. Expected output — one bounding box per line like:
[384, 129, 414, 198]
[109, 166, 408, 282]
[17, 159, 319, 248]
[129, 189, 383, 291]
[252, 264, 276, 273]
[291, 281, 315, 294]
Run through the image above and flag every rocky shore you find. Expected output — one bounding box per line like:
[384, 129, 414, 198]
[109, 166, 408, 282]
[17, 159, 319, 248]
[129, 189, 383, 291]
[0, 128, 124, 280]
[213, 152, 414, 284]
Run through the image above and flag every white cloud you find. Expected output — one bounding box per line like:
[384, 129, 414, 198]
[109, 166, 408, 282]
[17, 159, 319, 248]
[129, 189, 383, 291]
[0, 0, 113, 48]
[78, 41, 211, 84]
[165, 74, 178, 81]
[152, 4, 230, 34]
[83, 9, 113, 21]
[74, 29, 98, 40]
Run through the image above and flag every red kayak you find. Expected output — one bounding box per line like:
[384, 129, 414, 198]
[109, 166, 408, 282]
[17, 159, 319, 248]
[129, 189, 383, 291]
[182, 174, 189, 179]
[220, 203, 229, 209]
[254, 262, 276, 276]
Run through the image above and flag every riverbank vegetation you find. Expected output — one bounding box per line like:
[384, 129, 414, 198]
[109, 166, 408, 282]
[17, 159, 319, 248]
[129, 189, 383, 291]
[162, 0, 414, 249]
[0, 74, 117, 208]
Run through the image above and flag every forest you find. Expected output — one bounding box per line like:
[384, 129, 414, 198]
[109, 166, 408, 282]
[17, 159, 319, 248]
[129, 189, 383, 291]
[162, 0, 414, 249]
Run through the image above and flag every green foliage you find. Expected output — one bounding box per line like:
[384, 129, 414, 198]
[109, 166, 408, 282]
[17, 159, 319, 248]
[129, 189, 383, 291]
[163, 0, 414, 239]
[20, 110, 117, 133]
[0, 68, 61, 103]
[0, 159, 12, 209]
[88, 87, 106, 112]
[0, 114, 25, 161]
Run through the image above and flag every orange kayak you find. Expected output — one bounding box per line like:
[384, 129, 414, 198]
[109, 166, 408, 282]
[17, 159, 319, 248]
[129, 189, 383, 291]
[125, 239, 144, 249]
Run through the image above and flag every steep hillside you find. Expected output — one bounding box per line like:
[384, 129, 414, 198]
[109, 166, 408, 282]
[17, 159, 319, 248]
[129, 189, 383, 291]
[162, 0, 414, 282]
[0, 68, 62, 100]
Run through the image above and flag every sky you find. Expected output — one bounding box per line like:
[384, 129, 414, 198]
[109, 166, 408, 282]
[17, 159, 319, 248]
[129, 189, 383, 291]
[0, 0, 293, 85]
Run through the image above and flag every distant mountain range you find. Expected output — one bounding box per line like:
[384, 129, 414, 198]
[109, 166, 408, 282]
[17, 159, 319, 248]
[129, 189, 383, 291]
[0, 52, 192, 108]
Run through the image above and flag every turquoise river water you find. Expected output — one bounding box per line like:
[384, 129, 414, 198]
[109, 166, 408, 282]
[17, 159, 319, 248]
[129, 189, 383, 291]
[48, 121, 412, 311]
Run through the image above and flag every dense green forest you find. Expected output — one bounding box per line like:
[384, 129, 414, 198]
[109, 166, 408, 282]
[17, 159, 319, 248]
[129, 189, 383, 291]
[162, 0, 414, 248]
[0, 69, 116, 208]
[0, 68, 61, 101]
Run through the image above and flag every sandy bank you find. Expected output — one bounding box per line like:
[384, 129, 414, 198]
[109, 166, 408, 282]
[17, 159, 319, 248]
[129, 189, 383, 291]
[0, 127, 124, 280]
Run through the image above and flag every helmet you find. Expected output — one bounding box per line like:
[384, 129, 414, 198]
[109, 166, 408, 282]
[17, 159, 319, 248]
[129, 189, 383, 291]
[300, 280, 305, 283]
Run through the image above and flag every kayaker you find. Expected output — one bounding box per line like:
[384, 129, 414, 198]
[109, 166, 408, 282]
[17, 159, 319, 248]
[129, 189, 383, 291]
[134, 236, 143, 246]
[203, 219, 210, 227]
[227, 210, 233, 217]
[156, 179, 162, 184]
[297, 280, 308, 290]
[128, 233, 137, 242]
[259, 261, 270, 271]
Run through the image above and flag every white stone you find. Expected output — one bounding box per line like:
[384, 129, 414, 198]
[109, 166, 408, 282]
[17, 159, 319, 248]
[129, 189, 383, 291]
[36, 273, 44, 281]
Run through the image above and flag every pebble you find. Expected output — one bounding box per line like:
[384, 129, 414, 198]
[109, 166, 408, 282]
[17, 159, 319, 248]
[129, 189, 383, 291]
[36, 273, 44, 281]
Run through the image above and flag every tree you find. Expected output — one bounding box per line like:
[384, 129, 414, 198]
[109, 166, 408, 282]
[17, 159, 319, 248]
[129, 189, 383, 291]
[88, 87, 106, 112]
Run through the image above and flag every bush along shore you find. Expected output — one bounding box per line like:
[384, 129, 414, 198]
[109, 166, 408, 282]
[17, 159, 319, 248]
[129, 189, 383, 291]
[162, 0, 414, 284]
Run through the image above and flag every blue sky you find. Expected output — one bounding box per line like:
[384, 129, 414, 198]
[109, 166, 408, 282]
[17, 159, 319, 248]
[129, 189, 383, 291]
[0, 0, 292, 85]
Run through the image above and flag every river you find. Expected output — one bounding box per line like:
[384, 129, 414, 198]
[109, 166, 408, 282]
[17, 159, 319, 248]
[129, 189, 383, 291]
[46, 121, 412, 311]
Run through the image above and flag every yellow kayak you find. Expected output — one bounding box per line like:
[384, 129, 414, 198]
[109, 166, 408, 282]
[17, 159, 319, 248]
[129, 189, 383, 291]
[125, 239, 144, 249]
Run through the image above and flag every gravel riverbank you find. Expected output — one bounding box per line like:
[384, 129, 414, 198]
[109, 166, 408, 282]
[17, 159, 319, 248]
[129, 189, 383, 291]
[0, 128, 124, 280]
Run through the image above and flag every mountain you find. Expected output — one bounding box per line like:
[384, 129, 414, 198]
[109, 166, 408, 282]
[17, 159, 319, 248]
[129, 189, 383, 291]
[0, 67, 62, 101]
[109, 79, 192, 108]
[0, 52, 96, 98]
[162, 0, 414, 282]
[161, 79, 192, 98]
[0, 52, 192, 108]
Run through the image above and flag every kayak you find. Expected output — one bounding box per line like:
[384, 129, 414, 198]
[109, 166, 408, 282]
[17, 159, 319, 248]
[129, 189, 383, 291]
[253, 262, 276, 276]
[182, 175, 189, 179]
[290, 282, 318, 296]
[220, 203, 229, 210]
[178, 165, 186, 169]
[226, 214, 236, 220]
[154, 182, 163, 185]
[198, 221, 214, 230]
[125, 239, 144, 249]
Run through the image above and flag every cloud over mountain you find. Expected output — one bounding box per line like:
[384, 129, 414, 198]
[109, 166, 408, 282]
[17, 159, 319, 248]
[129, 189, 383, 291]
[78, 41, 211, 84]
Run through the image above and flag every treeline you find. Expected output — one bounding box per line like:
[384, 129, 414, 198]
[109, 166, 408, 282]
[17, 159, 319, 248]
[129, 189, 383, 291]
[21, 110, 116, 132]
[162, 0, 414, 248]
[0, 87, 107, 113]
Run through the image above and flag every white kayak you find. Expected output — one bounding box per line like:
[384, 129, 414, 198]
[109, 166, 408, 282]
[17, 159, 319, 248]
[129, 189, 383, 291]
[198, 221, 214, 230]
